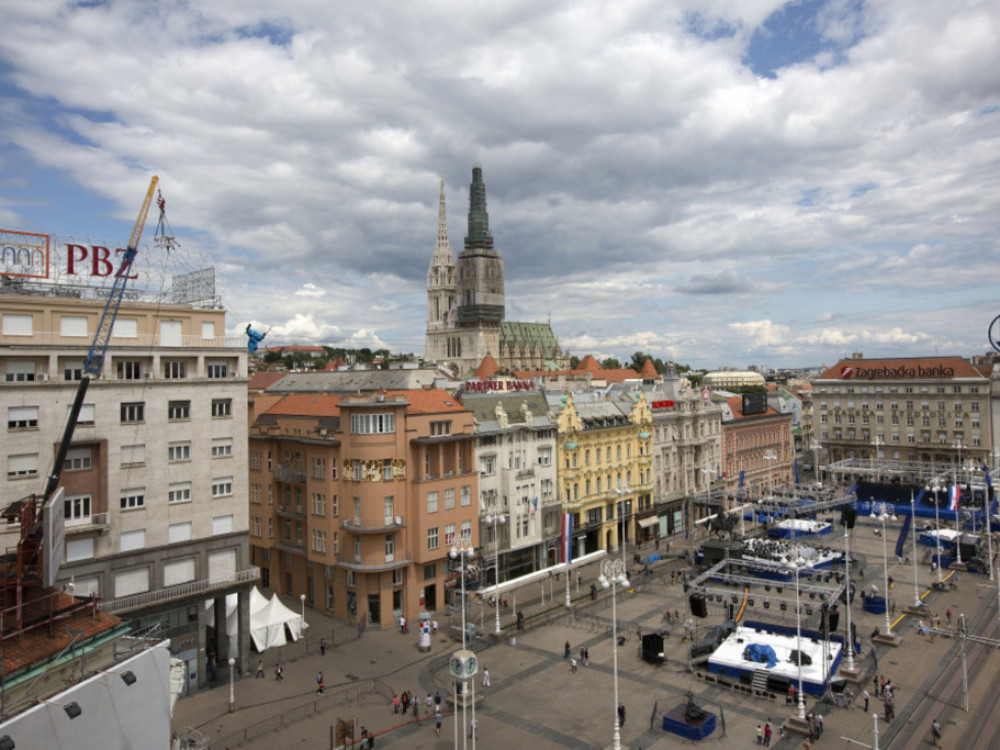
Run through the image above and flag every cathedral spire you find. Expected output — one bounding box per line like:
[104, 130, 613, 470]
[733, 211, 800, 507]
[465, 165, 494, 251]
[432, 176, 453, 263]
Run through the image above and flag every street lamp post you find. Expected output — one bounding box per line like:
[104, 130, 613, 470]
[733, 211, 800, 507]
[873, 713, 880, 750]
[810, 441, 822, 486]
[843, 523, 856, 673]
[927, 484, 944, 584]
[871, 510, 897, 637]
[485, 512, 506, 635]
[872, 434, 883, 483]
[600, 558, 629, 750]
[789, 546, 812, 720]
[763, 450, 777, 496]
[300, 593, 306, 624]
[228, 657, 236, 713]
[910, 491, 922, 609]
[450, 541, 476, 750]
[615, 482, 631, 570]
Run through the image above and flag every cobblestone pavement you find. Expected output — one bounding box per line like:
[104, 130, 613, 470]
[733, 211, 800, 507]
[173, 520, 1000, 749]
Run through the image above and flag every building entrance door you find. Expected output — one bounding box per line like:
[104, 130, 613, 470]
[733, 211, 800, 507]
[368, 593, 381, 625]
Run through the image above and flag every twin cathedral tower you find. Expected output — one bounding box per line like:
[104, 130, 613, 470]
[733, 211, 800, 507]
[425, 166, 568, 375]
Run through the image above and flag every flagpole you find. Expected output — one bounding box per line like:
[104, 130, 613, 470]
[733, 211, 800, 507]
[985, 464, 994, 582]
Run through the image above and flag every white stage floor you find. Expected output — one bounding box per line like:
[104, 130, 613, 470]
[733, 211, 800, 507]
[708, 624, 841, 692]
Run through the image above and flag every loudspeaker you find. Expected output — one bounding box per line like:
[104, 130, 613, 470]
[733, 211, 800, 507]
[842, 506, 857, 529]
[828, 610, 840, 631]
[690, 595, 708, 618]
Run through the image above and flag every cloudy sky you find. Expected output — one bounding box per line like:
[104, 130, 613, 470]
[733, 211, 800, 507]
[1, 0, 998, 369]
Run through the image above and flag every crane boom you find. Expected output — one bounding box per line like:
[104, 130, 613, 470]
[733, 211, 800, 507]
[84, 175, 158, 377]
[44, 175, 159, 500]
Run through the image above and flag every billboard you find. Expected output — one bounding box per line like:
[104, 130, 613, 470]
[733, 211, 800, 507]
[741, 392, 768, 416]
[43, 486, 66, 588]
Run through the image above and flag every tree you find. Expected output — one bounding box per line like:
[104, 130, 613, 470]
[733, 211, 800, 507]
[600, 357, 621, 369]
[569, 355, 581, 369]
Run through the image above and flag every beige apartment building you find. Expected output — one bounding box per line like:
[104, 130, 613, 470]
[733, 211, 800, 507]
[248, 384, 479, 628]
[0, 291, 253, 688]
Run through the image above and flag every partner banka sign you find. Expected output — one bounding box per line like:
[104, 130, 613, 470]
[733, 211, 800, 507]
[2, 228, 138, 280]
[840, 364, 955, 380]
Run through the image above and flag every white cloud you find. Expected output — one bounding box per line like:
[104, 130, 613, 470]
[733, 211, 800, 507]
[0, 0, 998, 368]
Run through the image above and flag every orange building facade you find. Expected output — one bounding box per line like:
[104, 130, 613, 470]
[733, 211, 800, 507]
[248, 388, 478, 628]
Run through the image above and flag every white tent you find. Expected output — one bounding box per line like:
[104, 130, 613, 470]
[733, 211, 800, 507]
[205, 586, 308, 653]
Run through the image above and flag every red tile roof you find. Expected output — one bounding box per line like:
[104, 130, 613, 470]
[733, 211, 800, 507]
[261, 388, 468, 418]
[248, 371, 287, 391]
[639, 359, 658, 379]
[474, 356, 500, 379]
[726, 395, 780, 419]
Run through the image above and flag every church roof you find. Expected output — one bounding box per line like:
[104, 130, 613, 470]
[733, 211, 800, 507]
[499, 321, 562, 356]
[474, 355, 500, 379]
[639, 359, 659, 379]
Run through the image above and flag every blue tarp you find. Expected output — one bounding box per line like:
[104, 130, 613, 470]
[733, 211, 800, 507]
[742, 643, 778, 669]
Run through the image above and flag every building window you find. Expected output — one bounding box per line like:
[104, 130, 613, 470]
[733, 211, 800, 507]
[444, 523, 456, 546]
[267, 518, 274, 538]
[63, 360, 83, 381]
[312, 529, 327, 553]
[424, 564, 436, 580]
[212, 477, 233, 497]
[212, 438, 233, 458]
[7, 405, 38, 429]
[350, 412, 395, 434]
[207, 361, 229, 378]
[461, 486, 471, 506]
[168, 442, 191, 462]
[427, 527, 439, 550]
[461, 520, 471, 541]
[332, 494, 339, 516]
[385, 534, 395, 562]
[430, 420, 451, 436]
[539, 447, 552, 466]
[163, 360, 187, 379]
[168, 482, 192, 503]
[333, 532, 339, 553]
[120, 444, 145, 466]
[120, 489, 145, 509]
[444, 488, 455, 510]
[120, 402, 145, 423]
[64, 494, 92, 523]
[168, 400, 191, 420]
[383, 458, 393, 481]
[312, 456, 326, 479]
[250, 450, 261, 470]
[64, 447, 92, 471]
[481, 456, 495, 474]
[250, 483, 262, 503]
[7, 453, 38, 479]
[427, 491, 439, 513]
[211, 398, 232, 418]
[116, 360, 142, 380]
[312, 492, 326, 516]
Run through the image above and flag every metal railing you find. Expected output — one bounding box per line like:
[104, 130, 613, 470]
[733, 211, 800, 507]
[0, 331, 244, 349]
[99, 567, 259, 615]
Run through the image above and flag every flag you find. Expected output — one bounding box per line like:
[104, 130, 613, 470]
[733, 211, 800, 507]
[561, 513, 573, 564]
[738, 470, 745, 489]
[894, 511, 911, 560]
[531, 497, 538, 510]
[948, 485, 961, 511]
[793, 456, 799, 485]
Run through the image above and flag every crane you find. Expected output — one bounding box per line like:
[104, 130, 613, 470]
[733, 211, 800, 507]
[43, 176, 159, 501]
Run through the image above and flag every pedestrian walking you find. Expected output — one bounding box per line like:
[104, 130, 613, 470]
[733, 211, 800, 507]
[618, 703, 626, 728]
[814, 713, 823, 737]
[274, 663, 283, 681]
[564, 641, 572, 659]
[401, 691, 410, 714]
[320, 637, 326, 656]
[756, 724, 763, 744]
[392, 693, 400, 714]
[482, 667, 491, 687]
[763, 720, 772, 746]
[316, 671, 325, 694]
[946, 608, 952, 626]
[255, 659, 265, 678]
[570, 657, 578, 673]
[583, 646, 590, 665]
[931, 718, 942, 746]
[426, 693, 433, 711]
[468, 717, 478, 739]
[863, 688, 870, 712]
[435, 710, 443, 736]
[434, 691, 442, 709]
[412, 698, 418, 718]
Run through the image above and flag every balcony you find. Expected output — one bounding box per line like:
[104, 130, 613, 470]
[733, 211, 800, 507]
[64, 512, 110, 534]
[99, 566, 259, 616]
[275, 539, 306, 555]
[273, 465, 307, 484]
[339, 556, 411, 572]
[274, 504, 306, 519]
[341, 516, 406, 534]
[0, 330, 245, 350]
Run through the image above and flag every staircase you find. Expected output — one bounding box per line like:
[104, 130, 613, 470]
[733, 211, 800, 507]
[751, 669, 770, 695]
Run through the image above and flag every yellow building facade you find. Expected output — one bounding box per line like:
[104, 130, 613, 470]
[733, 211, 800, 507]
[555, 391, 654, 557]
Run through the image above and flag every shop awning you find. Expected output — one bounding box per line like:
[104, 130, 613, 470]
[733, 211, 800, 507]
[638, 516, 659, 528]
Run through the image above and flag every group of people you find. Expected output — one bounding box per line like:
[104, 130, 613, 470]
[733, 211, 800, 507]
[391, 689, 425, 716]
[754, 718, 774, 745]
